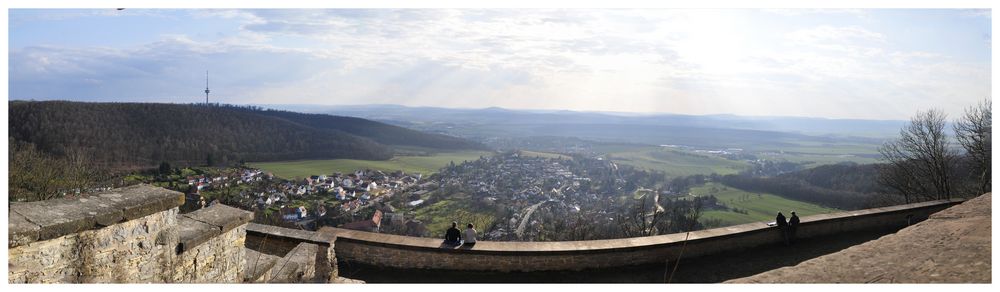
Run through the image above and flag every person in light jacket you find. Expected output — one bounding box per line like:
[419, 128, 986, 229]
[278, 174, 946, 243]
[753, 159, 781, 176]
[463, 223, 478, 246]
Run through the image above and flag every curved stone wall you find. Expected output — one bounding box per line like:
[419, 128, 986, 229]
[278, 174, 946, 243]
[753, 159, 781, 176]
[319, 199, 964, 272]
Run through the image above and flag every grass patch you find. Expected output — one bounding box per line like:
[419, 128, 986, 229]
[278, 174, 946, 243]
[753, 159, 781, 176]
[517, 150, 572, 160]
[412, 198, 496, 238]
[608, 147, 749, 177]
[690, 182, 840, 226]
[250, 150, 493, 179]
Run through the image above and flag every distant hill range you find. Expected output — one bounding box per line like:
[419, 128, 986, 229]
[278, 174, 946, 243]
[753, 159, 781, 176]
[8, 101, 485, 168]
[263, 104, 904, 152]
[270, 104, 907, 139]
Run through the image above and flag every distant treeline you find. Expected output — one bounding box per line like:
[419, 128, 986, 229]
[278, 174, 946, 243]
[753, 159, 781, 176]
[250, 109, 485, 151]
[717, 163, 879, 210]
[8, 101, 485, 169]
[717, 157, 984, 210]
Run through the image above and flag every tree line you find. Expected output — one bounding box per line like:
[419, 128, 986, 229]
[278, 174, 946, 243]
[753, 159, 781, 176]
[7, 100, 486, 201]
[878, 99, 991, 203]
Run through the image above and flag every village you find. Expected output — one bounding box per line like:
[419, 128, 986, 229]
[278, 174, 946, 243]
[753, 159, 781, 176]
[154, 165, 430, 232]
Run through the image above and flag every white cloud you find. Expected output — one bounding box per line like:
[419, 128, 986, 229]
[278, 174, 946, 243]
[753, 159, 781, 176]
[7, 9, 992, 120]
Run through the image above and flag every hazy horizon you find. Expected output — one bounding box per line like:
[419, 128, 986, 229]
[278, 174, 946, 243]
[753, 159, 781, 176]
[9, 8, 991, 120]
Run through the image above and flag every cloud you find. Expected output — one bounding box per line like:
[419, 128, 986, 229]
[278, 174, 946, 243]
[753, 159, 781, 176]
[8, 9, 992, 119]
[786, 25, 886, 46]
[10, 36, 336, 103]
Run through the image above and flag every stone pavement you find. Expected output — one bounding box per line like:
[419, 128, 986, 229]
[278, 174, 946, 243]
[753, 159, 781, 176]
[728, 193, 991, 283]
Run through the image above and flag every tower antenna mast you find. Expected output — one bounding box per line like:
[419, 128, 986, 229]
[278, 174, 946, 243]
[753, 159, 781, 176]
[204, 70, 210, 104]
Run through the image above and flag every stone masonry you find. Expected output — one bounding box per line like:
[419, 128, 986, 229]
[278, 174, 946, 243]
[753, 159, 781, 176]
[322, 198, 964, 273]
[8, 184, 253, 283]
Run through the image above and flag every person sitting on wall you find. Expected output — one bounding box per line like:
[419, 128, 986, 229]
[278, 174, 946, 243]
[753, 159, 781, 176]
[788, 211, 800, 244]
[775, 212, 789, 245]
[443, 221, 462, 246]
[463, 223, 478, 246]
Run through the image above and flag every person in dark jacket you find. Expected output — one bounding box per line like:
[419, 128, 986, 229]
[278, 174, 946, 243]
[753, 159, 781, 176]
[775, 212, 789, 245]
[444, 221, 462, 246]
[788, 212, 800, 244]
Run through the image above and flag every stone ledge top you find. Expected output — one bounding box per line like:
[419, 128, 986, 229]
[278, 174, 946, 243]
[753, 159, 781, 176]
[246, 223, 335, 244]
[176, 204, 254, 253]
[315, 198, 964, 254]
[9, 184, 185, 248]
[727, 193, 990, 283]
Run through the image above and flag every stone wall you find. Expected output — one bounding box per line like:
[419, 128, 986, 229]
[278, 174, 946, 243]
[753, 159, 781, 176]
[9, 207, 179, 283]
[324, 198, 965, 273]
[172, 225, 247, 282]
[245, 223, 338, 282]
[8, 184, 253, 283]
[6, 184, 968, 281]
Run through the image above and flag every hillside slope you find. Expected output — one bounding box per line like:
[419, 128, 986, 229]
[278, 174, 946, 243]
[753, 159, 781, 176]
[253, 110, 486, 151]
[8, 101, 481, 168]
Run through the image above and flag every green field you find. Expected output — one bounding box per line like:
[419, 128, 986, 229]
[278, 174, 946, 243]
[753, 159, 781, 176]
[608, 147, 749, 177]
[689, 182, 840, 227]
[411, 199, 497, 238]
[518, 150, 572, 160]
[250, 150, 494, 179]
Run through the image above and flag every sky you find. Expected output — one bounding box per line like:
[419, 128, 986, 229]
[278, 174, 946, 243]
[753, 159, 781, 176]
[7, 8, 992, 120]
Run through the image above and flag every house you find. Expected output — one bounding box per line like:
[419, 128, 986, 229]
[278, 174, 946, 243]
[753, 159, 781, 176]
[342, 210, 382, 232]
[386, 212, 405, 225]
[279, 207, 300, 221]
[404, 220, 428, 237]
[316, 204, 327, 217]
[279, 205, 308, 221]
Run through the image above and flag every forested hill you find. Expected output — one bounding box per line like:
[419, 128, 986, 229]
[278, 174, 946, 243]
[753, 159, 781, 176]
[249, 109, 485, 151]
[8, 101, 483, 168]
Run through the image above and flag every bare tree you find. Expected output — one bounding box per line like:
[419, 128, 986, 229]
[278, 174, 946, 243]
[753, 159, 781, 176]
[954, 99, 991, 195]
[878, 109, 958, 202]
[616, 196, 662, 237]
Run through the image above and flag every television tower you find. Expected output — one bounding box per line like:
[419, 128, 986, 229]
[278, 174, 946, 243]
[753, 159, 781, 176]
[204, 70, 210, 104]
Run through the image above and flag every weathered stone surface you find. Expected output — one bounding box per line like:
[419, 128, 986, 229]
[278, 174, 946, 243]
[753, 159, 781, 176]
[284, 242, 318, 282]
[728, 193, 991, 283]
[8, 184, 184, 247]
[183, 204, 253, 233]
[244, 248, 280, 283]
[8, 210, 39, 248]
[9, 207, 179, 283]
[176, 216, 221, 253]
[245, 223, 338, 281]
[247, 223, 333, 243]
[269, 261, 302, 283]
[9, 185, 251, 284]
[325, 198, 965, 273]
[173, 225, 248, 283]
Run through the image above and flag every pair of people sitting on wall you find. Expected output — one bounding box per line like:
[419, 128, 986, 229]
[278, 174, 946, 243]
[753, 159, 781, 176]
[443, 221, 477, 246]
[775, 211, 800, 245]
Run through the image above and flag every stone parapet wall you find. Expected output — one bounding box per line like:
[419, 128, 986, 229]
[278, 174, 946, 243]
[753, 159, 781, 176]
[323, 198, 965, 272]
[245, 223, 338, 281]
[8, 184, 253, 283]
[9, 207, 179, 283]
[173, 225, 248, 283]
